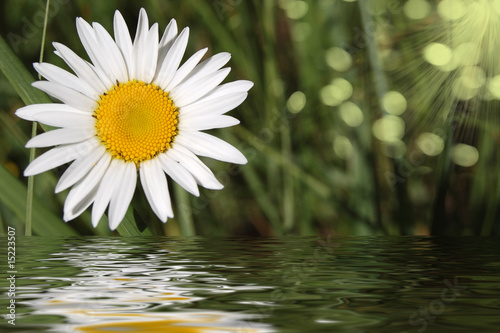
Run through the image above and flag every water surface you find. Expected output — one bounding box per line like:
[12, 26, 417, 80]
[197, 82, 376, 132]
[1, 236, 499, 332]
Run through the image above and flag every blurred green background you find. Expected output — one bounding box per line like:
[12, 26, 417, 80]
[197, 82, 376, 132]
[1, 0, 499, 236]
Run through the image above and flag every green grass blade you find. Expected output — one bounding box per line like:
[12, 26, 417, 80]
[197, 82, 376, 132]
[184, 0, 258, 83]
[116, 207, 153, 236]
[174, 183, 195, 236]
[1, 11, 54, 235]
[0, 35, 51, 106]
[234, 126, 331, 198]
[240, 157, 282, 235]
[0, 165, 78, 236]
[25, 0, 51, 236]
[25, 122, 37, 236]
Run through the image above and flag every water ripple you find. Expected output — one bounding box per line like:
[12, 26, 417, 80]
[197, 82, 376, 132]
[0, 236, 499, 332]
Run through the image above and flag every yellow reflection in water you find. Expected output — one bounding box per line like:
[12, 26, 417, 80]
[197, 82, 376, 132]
[77, 313, 259, 333]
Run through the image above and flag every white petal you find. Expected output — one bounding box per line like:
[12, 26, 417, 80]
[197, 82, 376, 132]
[113, 10, 133, 75]
[64, 152, 111, 221]
[32, 111, 94, 128]
[24, 139, 98, 176]
[134, 8, 149, 42]
[142, 23, 159, 83]
[165, 47, 207, 91]
[155, 27, 189, 90]
[63, 183, 98, 222]
[171, 68, 231, 107]
[157, 19, 178, 66]
[206, 80, 254, 99]
[167, 146, 223, 190]
[16, 104, 87, 121]
[32, 81, 97, 112]
[55, 145, 106, 193]
[180, 92, 248, 118]
[180, 115, 239, 131]
[140, 159, 173, 222]
[91, 159, 126, 227]
[76, 18, 98, 63]
[76, 17, 113, 85]
[34, 62, 99, 99]
[108, 162, 137, 230]
[158, 153, 199, 196]
[93, 22, 128, 83]
[130, 8, 150, 80]
[179, 52, 231, 85]
[175, 131, 247, 164]
[53, 42, 109, 92]
[26, 127, 94, 148]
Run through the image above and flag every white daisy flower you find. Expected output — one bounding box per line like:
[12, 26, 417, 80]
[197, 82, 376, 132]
[16, 8, 252, 230]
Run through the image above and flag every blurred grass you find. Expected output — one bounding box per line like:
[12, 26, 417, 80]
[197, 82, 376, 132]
[0, 0, 499, 236]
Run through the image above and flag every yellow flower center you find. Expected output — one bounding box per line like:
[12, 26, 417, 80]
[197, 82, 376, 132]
[94, 80, 179, 164]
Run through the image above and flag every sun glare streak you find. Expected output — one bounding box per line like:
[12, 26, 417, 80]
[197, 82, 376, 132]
[378, 0, 500, 158]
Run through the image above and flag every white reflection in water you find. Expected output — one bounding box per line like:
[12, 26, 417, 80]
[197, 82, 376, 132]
[20, 239, 274, 333]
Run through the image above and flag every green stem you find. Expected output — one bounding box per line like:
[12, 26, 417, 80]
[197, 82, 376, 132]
[282, 125, 294, 233]
[357, 0, 387, 233]
[25, 123, 37, 236]
[39, 0, 50, 66]
[26, 0, 51, 236]
[174, 183, 195, 236]
[262, 0, 281, 232]
[480, 182, 498, 236]
[430, 122, 453, 235]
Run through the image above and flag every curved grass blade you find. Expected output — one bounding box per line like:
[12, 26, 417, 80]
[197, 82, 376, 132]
[0, 165, 78, 236]
[24, 0, 52, 236]
[116, 207, 153, 236]
[0, 35, 52, 108]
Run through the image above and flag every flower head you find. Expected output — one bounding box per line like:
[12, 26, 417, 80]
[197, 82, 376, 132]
[16, 8, 252, 230]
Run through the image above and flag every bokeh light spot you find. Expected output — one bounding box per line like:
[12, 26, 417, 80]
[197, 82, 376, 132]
[424, 43, 452, 67]
[320, 86, 341, 106]
[339, 101, 364, 127]
[333, 135, 354, 159]
[451, 144, 479, 167]
[284, 0, 309, 19]
[331, 78, 353, 101]
[320, 78, 353, 106]
[416, 132, 444, 156]
[404, 0, 431, 20]
[372, 115, 405, 142]
[326, 47, 352, 72]
[287, 91, 306, 114]
[488, 75, 500, 99]
[382, 91, 407, 115]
